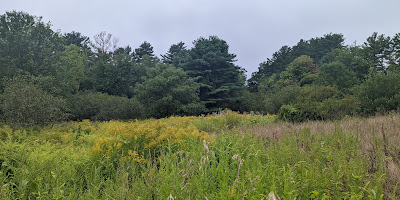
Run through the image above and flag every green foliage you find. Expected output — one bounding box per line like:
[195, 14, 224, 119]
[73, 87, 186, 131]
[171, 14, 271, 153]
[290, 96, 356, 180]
[278, 86, 359, 122]
[63, 31, 91, 51]
[161, 41, 189, 67]
[0, 11, 64, 78]
[66, 91, 144, 121]
[390, 33, 400, 66]
[87, 47, 149, 97]
[278, 104, 302, 122]
[1, 10, 400, 123]
[249, 33, 344, 91]
[279, 55, 318, 86]
[386, 33, 400, 73]
[320, 48, 371, 81]
[318, 62, 359, 92]
[257, 73, 279, 94]
[237, 90, 266, 113]
[135, 64, 205, 118]
[362, 32, 392, 70]
[0, 140, 91, 199]
[355, 71, 400, 115]
[182, 36, 246, 112]
[56, 44, 86, 96]
[247, 46, 293, 91]
[296, 86, 359, 121]
[0, 77, 67, 127]
[293, 33, 345, 62]
[265, 85, 302, 114]
[134, 41, 155, 62]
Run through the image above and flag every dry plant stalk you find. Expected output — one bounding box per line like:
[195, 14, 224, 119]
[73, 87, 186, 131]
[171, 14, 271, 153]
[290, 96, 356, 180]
[232, 154, 243, 188]
[267, 191, 279, 200]
[241, 113, 400, 198]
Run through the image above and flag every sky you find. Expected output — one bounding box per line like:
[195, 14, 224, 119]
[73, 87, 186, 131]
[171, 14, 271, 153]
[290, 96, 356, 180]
[1, 0, 400, 78]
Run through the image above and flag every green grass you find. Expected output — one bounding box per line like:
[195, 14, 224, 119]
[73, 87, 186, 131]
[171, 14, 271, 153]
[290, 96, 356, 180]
[0, 113, 397, 199]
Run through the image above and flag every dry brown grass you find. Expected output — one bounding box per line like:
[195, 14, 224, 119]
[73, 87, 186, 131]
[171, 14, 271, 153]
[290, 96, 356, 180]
[240, 113, 400, 199]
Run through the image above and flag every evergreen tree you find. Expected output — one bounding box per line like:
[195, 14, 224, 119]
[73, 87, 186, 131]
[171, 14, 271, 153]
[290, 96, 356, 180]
[182, 36, 245, 112]
[64, 31, 91, 51]
[362, 32, 391, 70]
[388, 33, 400, 71]
[161, 41, 189, 67]
[247, 45, 293, 91]
[134, 41, 155, 62]
[249, 33, 344, 91]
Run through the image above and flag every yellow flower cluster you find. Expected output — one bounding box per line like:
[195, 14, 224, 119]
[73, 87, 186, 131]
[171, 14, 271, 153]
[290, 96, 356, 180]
[0, 110, 275, 164]
[89, 118, 215, 163]
[0, 125, 13, 140]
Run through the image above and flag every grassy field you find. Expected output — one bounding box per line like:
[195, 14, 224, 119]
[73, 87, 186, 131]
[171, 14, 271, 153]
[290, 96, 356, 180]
[0, 111, 399, 199]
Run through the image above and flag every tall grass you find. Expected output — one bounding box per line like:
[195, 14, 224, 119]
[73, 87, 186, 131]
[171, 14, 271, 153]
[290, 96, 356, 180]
[0, 111, 398, 199]
[243, 112, 400, 199]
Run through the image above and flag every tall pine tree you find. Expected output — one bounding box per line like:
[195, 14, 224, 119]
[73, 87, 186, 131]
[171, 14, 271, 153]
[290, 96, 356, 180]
[182, 36, 245, 112]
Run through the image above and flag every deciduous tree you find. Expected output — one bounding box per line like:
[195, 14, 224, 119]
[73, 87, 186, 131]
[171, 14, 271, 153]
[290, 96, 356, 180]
[135, 64, 204, 118]
[0, 11, 64, 79]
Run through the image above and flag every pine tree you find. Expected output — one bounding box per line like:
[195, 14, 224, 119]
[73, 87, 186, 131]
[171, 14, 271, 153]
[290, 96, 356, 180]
[182, 36, 245, 112]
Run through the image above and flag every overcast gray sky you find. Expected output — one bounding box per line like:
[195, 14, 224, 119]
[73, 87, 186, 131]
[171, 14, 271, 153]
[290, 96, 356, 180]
[1, 0, 400, 78]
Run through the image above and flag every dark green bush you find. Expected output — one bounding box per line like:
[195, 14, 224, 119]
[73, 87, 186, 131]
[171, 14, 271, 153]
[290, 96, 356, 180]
[317, 62, 359, 92]
[238, 90, 266, 113]
[264, 85, 301, 114]
[278, 86, 359, 122]
[355, 71, 400, 115]
[66, 91, 144, 121]
[134, 64, 204, 118]
[0, 77, 67, 127]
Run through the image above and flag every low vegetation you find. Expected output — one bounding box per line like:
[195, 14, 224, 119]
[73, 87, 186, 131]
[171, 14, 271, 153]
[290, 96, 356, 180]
[1, 111, 399, 199]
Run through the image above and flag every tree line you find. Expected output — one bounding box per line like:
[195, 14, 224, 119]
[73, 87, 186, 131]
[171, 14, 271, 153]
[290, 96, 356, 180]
[0, 11, 399, 126]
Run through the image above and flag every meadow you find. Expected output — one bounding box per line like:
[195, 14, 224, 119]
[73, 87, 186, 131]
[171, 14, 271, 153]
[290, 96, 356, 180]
[0, 110, 399, 199]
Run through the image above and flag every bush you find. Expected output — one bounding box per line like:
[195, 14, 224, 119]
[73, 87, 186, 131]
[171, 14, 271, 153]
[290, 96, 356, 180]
[278, 86, 359, 122]
[135, 64, 205, 118]
[236, 90, 258, 113]
[264, 85, 301, 114]
[298, 86, 359, 121]
[278, 104, 302, 122]
[0, 77, 67, 127]
[66, 91, 144, 121]
[355, 71, 400, 115]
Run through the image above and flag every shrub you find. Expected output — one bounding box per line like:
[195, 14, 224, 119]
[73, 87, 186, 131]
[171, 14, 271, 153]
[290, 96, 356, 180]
[296, 86, 359, 120]
[264, 85, 301, 114]
[66, 91, 144, 121]
[237, 90, 266, 113]
[278, 86, 359, 122]
[278, 104, 302, 122]
[0, 77, 67, 127]
[355, 71, 400, 115]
